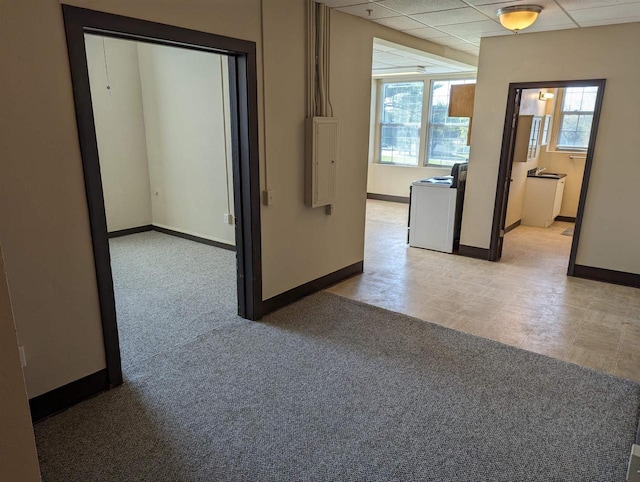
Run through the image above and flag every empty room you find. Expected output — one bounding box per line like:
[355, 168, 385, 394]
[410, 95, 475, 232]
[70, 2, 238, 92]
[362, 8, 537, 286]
[1, 1, 639, 480]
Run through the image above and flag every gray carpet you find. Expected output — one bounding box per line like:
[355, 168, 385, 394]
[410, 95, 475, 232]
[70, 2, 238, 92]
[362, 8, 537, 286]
[34, 233, 640, 480]
[108, 231, 238, 370]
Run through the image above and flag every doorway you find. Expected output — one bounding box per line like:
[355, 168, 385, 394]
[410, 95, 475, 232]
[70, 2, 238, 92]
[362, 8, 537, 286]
[489, 80, 606, 277]
[62, 6, 262, 388]
[85, 32, 241, 375]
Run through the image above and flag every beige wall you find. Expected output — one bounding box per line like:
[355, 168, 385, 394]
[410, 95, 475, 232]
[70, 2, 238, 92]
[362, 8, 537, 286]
[0, 245, 41, 481]
[85, 34, 153, 232]
[258, 2, 476, 299]
[0, 1, 107, 397]
[0, 0, 475, 399]
[138, 44, 235, 245]
[537, 150, 585, 218]
[367, 164, 448, 198]
[461, 23, 640, 275]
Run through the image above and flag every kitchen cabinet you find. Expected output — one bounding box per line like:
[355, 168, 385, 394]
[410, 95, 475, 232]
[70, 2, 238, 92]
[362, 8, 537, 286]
[513, 115, 542, 163]
[448, 84, 475, 145]
[522, 176, 566, 227]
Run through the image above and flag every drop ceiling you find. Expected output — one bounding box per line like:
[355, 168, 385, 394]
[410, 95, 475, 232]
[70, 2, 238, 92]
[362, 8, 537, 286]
[372, 38, 477, 74]
[318, 0, 640, 57]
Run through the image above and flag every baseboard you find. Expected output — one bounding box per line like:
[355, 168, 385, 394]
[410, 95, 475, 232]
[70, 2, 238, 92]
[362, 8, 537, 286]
[504, 220, 521, 233]
[29, 369, 109, 423]
[555, 216, 576, 222]
[367, 193, 410, 204]
[458, 244, 490, 260]
[573, 264, 640, 289]
[151, 226, 235, 251]
[107, 225, 153, 238]
[260, 261, 364, 316]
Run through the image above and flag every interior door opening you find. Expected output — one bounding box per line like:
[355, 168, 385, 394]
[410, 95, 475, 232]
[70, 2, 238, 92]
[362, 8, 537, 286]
[490, 80, 606, 279]
[84, 33, 239, 377]
[63, 5, 262, 390]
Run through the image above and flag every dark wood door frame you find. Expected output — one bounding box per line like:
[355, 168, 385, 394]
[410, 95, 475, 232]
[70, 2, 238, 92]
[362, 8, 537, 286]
[489, 79, 606, 277]
[62, 6, 263, 389]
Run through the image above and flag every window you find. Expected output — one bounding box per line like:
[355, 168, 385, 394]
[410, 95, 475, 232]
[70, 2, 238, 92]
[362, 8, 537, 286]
[375, 77, 476, 168]
[556, 86, 596, 151]
[378, 81, 424, 166]
[426, 79, 475, 167]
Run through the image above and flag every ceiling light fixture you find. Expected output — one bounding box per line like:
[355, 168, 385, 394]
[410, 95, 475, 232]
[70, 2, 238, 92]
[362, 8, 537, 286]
[539, 91, 555, 101]
[496, 5, 543, 33]
[372, 66, 427, 77]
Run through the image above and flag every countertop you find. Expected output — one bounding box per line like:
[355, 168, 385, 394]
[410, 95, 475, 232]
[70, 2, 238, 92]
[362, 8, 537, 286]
[526, 172, 567, 180]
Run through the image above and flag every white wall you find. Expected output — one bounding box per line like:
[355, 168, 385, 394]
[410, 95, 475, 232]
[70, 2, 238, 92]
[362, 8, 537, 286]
[0, 245, 41, 481]
[461, 23, 640, 275]
[85, 34, 153, 232]
[138, 44, 235, 245]
[538, 150, 584, 218]
[505, 89, 546, 227]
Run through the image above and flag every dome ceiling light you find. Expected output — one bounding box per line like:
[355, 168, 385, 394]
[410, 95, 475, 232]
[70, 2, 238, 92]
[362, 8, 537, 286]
[496, 5, 543, 33]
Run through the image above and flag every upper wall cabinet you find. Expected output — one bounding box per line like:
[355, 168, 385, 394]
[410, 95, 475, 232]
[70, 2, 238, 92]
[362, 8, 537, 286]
[448, 84, 476, 145]
[448, 84, 475, 117]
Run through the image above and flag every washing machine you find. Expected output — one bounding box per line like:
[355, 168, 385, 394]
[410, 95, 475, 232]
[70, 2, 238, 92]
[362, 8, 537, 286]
[408, 163, 467, 253]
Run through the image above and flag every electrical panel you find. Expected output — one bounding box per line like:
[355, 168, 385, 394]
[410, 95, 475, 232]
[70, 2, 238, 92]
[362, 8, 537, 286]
[305, 117, 339, 208]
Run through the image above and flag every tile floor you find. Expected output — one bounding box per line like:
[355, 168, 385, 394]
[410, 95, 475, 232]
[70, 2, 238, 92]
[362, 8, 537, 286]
[327, 200, 640, 382]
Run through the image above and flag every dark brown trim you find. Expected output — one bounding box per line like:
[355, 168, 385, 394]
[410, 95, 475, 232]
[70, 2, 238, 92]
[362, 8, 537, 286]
[573, 265, 640, 289]
[504, 219, 521, 234]
[260, 261, 364, 316]
[489, 85, 520, 262]
[62, 4, 263, 405]
[29, 369, 109, 423]
[107, 225, 153, 238]
[62, 6, 122, 388]
[458, 244, 489, 260]
[367, 193, 410, 204]
[152, 226, 235, 251]
[489, 79, 606, 272]
[555, 216, 576, 223]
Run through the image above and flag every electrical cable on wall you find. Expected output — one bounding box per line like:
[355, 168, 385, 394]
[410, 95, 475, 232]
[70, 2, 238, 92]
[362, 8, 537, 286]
[307, 0, 333, 118]
[102, 37, 111, 95]
[219, 55, 232, 216]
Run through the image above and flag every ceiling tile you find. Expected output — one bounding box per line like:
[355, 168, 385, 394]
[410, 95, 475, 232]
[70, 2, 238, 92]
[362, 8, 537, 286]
[577, 16, 640, 27]
[439, 19, 504, 35]
[461, 0, 514, 5]
[316, 0, 375, 7]
[336, 3, 397, 19]
[433, 36, 480, 49]
[516, 22, 578, 34]
[401, 26, 451, 39]
[374, 0, 466, 15]
[555, 0, 640, 10]
[410, 7, 491, 26]
[374, 15, 426, 30]
[568, 3, 640, 23]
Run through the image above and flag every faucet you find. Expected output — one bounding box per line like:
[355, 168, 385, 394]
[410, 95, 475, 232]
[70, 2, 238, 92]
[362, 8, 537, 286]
[535, 167, 546, 175]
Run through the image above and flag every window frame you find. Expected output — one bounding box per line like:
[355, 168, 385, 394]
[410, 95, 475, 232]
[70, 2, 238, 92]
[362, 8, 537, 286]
[376, 79, 427, 167]
[373, 73, 477, 169]
[425, 78, 476, 168]
[551, 87, 596, 152]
